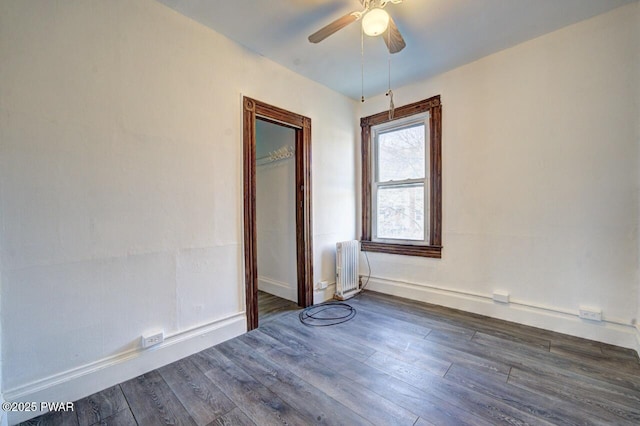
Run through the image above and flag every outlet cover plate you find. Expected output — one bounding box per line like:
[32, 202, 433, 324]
[142, 331, 164, 348]
[579, 307, 602, 322]
[492, 291, 510, 304]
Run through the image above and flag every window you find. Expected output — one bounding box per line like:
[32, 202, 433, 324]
[361, 95, 442, 257]
[373, 118, 428, 243]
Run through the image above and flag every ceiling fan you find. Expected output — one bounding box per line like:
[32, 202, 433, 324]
[308, 0, 406, 54]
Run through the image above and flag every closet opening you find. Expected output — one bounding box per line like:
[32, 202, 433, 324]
[242, 97, 313, 331]
[255, 119, 298, 323]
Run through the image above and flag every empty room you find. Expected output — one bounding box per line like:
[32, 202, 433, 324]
[1, 0, 639, 425]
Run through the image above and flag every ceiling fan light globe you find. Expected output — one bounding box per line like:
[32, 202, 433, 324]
[362, 8, 389, 36]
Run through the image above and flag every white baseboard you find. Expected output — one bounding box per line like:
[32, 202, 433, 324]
[365, 276, 638, 352]
[314, 283, 336, 305]
[5, 313, 246, 425]
[258, 276, 297, 302]
[635, 325, 640, 357]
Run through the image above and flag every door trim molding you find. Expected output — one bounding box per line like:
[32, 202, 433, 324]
[243, 97, 313, 330]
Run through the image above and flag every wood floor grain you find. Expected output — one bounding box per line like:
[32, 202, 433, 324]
[21, 291, 640, 426]
[120, 370, 196, 426]
[75, 385, 128, 426]
[158, 358, 235, 425]
[258, 290, 299, 325]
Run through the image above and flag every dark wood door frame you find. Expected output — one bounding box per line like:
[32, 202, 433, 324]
[243, 96, 313, 331]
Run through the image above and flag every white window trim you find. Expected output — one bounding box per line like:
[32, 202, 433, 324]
[371, 112, 430, 246]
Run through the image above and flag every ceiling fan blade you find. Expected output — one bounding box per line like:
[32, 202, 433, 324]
[383, 16, 406, 54]
[308, 12, 359, 43]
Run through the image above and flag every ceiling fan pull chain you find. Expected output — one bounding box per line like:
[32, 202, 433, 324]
[388, 50, 391, 86]
[387, 45, 395, 119]
[361, 25, 365, 103]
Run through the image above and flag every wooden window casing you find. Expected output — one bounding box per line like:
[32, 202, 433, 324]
[361, 95, 442, 258]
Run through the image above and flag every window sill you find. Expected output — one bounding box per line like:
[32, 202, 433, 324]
[361, 241, 442, 258]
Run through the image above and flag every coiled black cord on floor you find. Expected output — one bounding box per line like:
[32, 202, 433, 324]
[299, 248, 372, 327]
[298, 302, 356, 327]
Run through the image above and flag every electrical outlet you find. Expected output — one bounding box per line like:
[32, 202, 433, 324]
[492, 291, 510, 304]
[142, 331, 164, 348]
[579, 307, 602, 322]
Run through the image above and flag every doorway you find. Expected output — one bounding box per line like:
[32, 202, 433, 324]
[255, 120, 298, 322]
[242, 97, 313, 331]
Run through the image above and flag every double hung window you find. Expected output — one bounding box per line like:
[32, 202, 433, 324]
[361, 95, 442, 258]
[372, 116, 428, 244]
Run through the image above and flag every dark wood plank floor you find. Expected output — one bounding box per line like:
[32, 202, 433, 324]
[258, 290, 299, 325]
[21, 291, 640, 425]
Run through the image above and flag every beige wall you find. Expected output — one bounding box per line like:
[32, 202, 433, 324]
[360, 2, 640, 349]
[1, 1, 638, 422]
[0, 0, 356, 421]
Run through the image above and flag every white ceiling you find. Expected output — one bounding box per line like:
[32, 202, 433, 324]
[156, 0, 635, 100]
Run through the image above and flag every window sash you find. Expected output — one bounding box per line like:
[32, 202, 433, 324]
[375, 122, 426, 183]
[360, 94, 442, 258]
[371, 115, 429, 245]
[372, 180, 429, 244]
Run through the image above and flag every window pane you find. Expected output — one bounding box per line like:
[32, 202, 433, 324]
[378, 124, 425, 182]
[377, 184, 424, 240]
